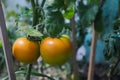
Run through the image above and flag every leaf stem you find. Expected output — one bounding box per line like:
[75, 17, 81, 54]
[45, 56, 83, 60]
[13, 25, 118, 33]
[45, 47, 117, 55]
[3, 70, 55, 80]
[31, 0, 35, 9]
[31, 0, 39, 27]
[25, 64, 33, 80]
[41, 0, 46, 8]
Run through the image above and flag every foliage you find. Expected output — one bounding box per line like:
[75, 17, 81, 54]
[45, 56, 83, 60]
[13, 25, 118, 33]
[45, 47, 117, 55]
[76, 0, 120, 79]
[104, 25, 120, 79]
[77, 0, 98, 27]
[44, 0, 75, 37]
[44, 9, 65, 37]
[94, 8, 103, 34]
[2, 70, 55, 80]
[102, 0, 119, 38]
[0, 41, 4, 74]
[17, 27, 43, 41]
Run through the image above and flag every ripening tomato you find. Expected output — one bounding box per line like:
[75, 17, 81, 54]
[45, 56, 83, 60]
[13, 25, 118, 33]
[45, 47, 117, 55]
[12, 37, 40, 64]
[40, 35, 73, 66]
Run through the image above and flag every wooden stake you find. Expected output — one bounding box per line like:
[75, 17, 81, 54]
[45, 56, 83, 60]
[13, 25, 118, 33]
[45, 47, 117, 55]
[87, 25, 97, 80]
[0, 1, 16, 80]
[70, 16, 79, 80]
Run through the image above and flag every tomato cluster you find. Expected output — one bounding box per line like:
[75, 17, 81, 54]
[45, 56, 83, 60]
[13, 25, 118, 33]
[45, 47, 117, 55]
[12, 35, 73, 66]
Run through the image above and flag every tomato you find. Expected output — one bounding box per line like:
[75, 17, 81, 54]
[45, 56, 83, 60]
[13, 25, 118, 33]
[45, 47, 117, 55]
[40, 35, 73, 66]
[12, 37, 40, 64]
[61, 34, 70, 40]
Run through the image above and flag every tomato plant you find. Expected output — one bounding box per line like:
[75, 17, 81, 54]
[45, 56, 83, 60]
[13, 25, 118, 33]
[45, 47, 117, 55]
[1, 0, 120, 80]
[40, 35, 73, 66]
[12, 37, 40, 64]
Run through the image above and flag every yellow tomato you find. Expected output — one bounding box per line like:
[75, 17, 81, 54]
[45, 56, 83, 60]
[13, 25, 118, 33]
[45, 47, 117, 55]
[12, 37, 40, 64]
[40, 35, 73, 66]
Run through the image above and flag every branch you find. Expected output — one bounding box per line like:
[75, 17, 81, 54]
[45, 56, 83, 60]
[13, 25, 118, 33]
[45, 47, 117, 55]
[25, 0, 39, 79]
[31, 0, 35, 9]
[31, 0, 39, 26]
[41, 0, 46, 8]
[36, 0, 39, 6]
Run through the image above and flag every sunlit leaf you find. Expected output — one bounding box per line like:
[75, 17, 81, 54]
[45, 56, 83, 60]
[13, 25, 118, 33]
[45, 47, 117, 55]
[63, 6, 75, 19]
[17, 27, 43, 41]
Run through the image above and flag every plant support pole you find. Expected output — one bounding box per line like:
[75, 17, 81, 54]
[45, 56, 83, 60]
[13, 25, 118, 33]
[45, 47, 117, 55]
[0, 0, 16, 80]
[87, 25, 97, 80]
[71, 16, 78, 80]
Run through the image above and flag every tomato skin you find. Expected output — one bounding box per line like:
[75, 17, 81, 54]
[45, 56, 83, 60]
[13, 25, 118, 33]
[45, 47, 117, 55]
[40, 35, 73, 66]
[12, 37, 40, 64]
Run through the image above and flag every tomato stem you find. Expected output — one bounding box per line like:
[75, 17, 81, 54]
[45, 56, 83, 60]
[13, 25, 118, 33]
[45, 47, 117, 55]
[41, 0, 46, 8]
[31, 0, 39, 27]
[25, 64, 33, 80]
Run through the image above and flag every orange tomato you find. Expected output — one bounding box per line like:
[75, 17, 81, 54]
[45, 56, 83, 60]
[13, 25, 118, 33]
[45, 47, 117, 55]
[12, 37, 40, 64]
[40, 35, 73, 66]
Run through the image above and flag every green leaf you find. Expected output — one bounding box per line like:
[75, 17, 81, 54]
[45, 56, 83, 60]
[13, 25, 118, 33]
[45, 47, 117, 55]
[94, 8, 104, 34]
[46, 0, 64, 9]
[88, 0, 98, 4]
[64, 0, 75, 5]
[63, 0, 75, 19]
[63, 6, 75, 19]
[18, 27, 43, 37]
[113, 18, 120, 30]
[77, 1, 98, 27]
[45, 10, 64, 37]
[17, 27, 43, 41]
[0, 40, 2, 48]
